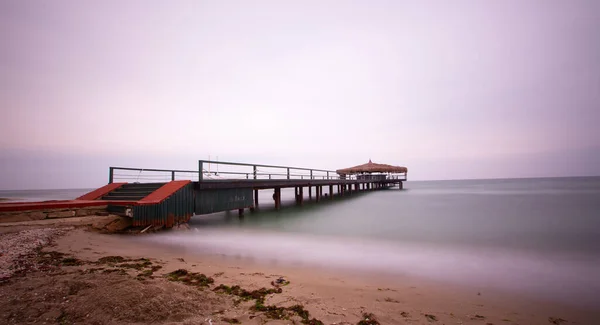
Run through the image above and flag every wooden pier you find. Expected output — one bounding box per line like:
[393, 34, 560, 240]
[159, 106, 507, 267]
[0, 160, 407, 228]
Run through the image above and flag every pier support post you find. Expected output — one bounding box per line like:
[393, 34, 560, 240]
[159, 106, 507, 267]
[273, 188, 281, 210]
[399, 181, 403, 190]
[299, 187, 304, 205]
[238, 208, 244, 219]
[309, 186, 312, 200]
[316, 186, 320, 202]
[294, 187, 298, 204]
[254, 189, 259, 209]
[329, 185, 333, 199]
[295, 187, 302, 205]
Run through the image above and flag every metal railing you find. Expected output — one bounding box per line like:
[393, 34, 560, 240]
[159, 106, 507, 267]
[108, 167, 199, 183]
[108, 161, 407, 183]
[197, 160, 348, 182]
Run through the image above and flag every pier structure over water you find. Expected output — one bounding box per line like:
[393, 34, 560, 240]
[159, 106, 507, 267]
[0, 160, 407, 228]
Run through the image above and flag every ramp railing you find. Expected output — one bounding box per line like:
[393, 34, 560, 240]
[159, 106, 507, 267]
[108, 167, 199, 184]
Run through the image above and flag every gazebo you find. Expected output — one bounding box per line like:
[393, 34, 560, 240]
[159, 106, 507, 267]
[336, 160, 408, 181]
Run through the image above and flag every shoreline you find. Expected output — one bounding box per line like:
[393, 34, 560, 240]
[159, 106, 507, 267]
[1, 225, 596, 324]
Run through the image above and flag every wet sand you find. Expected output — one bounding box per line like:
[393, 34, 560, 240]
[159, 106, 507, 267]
[56, 228, 599, 324]
[1, 225, 598, 324]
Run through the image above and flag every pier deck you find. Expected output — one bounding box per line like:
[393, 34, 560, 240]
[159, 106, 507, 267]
[1, 160, 407, 228]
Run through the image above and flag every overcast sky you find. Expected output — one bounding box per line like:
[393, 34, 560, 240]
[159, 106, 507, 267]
[1, 0, 599, 190]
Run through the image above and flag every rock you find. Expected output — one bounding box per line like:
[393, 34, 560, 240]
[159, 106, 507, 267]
[0, 211, 47, 223]
[91, 215, 132, 232]
[75, 206, 107, 217]
[104, 216, 133, 233]
[46, 210, 76, 219]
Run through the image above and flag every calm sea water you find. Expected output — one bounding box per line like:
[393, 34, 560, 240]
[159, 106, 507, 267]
[0, 188, 93, 202]
[3, 178, 600, 308]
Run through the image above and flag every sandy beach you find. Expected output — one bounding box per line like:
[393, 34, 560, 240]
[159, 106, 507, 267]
[0, 222, 597, 325]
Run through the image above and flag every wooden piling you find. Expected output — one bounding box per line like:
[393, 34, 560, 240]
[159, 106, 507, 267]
[309, 186, 312, 200]
[274, 188, 281, 210]
[329, 185, 333, 199]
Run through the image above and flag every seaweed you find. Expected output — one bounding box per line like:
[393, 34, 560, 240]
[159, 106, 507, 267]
[166, 269, 214, 287]
[358, 313, 380, 325]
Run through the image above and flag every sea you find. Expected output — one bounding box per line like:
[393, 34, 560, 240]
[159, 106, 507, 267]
[2, 177, 599, 308]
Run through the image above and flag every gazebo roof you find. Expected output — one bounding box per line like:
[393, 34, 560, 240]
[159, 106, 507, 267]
[336, 160, 408, 175]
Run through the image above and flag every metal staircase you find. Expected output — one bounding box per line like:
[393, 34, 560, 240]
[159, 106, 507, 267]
[101, 183, 165, 201]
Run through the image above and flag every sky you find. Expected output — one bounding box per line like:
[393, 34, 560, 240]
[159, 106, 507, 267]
[1, 0, 599, 190]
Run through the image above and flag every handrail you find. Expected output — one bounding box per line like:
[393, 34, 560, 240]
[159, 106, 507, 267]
[197, 159, 334, 173]
[108, 161, 407, 183]
[197, 160, 341, 182]
[109, 167, 197, 183]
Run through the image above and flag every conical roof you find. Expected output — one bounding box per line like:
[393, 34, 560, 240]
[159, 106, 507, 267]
[336, 160, 407, 175]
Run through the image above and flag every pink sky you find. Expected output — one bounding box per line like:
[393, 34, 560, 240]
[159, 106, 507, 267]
[1, 0, 599, 189]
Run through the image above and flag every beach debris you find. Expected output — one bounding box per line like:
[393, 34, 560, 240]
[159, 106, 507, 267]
[271, 276, 290, 287]
[384, 297, 399, 303]
[176, 257, 186, 262]
[221, 317, 240, 324]
[117, 258, 152, 270]
[213, 283, 322, 324]
[471, 314, 486, 320]
[548, 317, 567, 324]
[61, 257, 83, 266]
[400, 311, 410, 317]
[166, 269, 214, 287]
[214, 284, 282, 300]
[97, 256, 126, 264]
[424, 314, 438, 322]
[139, 225, 152, 233]
[357, 312, 380, 325]
[0, 228, 71, 280]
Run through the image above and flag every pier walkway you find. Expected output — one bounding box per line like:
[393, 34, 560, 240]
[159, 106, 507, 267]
[0, 160, 407, 228]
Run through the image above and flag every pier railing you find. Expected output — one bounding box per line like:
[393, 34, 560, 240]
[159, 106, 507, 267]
[108, 161, 407, 183]
[197, 160, 348, 181]
[108, 167, 199, 183]
[108, 162, 350, 183]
